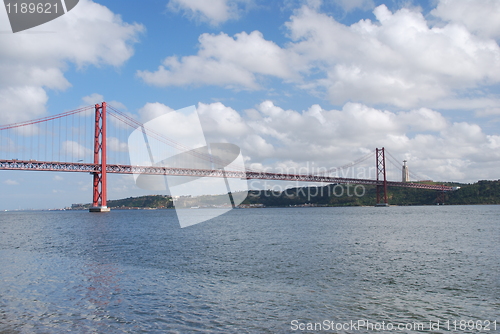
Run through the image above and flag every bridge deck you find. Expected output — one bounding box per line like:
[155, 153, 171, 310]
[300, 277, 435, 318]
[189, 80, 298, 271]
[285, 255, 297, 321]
[0, 159, 454, 191]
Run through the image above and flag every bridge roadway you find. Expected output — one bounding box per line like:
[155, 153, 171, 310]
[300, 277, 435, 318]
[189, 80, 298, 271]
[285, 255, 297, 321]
[0, 159, 453, 191]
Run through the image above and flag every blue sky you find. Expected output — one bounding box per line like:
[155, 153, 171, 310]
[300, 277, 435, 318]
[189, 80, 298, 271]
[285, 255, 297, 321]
[1, 0, 499, 209]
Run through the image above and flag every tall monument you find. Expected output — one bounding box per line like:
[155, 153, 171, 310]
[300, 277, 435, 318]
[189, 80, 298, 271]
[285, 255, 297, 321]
[402, 160, 410, 182]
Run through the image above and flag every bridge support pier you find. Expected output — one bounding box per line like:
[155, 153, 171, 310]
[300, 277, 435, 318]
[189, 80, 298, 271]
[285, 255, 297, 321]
[90, 206, 110, 212]
[436, 190, 446, 205]
[376, 147, 389, 206]
[90, 102, 109, 213]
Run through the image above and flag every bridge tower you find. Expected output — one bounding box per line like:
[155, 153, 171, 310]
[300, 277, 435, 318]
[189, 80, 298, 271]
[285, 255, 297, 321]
[436, 191, 446, 205]
[376, 147, 389, 206]
[89, 102, 110, 212]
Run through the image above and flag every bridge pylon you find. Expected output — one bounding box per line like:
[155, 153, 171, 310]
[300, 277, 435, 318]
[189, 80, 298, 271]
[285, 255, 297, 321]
[376, 147, 389, 206]
[436, 187, 447, 205]
[89, 102, 110, 212]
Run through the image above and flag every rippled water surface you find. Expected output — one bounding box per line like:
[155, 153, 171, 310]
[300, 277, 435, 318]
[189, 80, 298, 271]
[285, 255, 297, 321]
[0, 206, 498, 333]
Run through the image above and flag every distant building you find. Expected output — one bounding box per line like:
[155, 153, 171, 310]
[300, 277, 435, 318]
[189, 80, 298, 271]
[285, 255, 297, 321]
[402, 160, 410, 182]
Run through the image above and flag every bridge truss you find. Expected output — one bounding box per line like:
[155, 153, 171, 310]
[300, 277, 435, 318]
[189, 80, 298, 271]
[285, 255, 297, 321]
[0, 158, 455, 191]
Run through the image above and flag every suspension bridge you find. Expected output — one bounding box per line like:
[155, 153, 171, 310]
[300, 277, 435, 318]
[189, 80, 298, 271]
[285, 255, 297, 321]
[0, 102, 454, 211]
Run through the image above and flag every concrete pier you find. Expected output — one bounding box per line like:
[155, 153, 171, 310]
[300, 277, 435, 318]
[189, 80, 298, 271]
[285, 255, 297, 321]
[89, 206, 111, 212]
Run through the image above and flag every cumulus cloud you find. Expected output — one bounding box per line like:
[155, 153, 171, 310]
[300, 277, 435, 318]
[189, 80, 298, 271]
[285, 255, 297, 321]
[107, 137, 128, 152]
[0, 87, 48, 124]
[140, 3, 500, 110]
[197, 102, 249, 140]
[287, 4, 500, 108]
[167, 0, 252, 26]
[240, 134, 275, 159]
[61, 141, 93, 160]
[137, 102, 175, 123]
[135, 100, 499, 183]
[82, 93, 104, 106]
[81, 93, 127, 111]
[0, 0, 144, 124]
[80, 94, 130, 128]
[137, 31, 295, 90]
[432, 0, 500, 39]
[476, 107, 500, 117]
[247, 102, 500, 181]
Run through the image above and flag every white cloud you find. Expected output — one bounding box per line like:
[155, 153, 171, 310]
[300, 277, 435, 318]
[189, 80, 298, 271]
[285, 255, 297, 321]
[107, 137, 128, 152]
[80, 94, 130, 129]
[108, 100, 128, 111]
[476, 107, 500, 117]
[398, 108, 447, 132]
[137, 31, 295, 90]
[134, 100, 499, 183]
[82, 93, 104, 106]
[432, 0, 500, 39]
[61, 140, 92, 160]
[0, 86, 48, 124]
[53, 175, 64, 181]
[286, 4, 500, 108]
[81, 93, 127, 111]
[0, 0, 144, 123]
[137, 102, 175, 123]
[241, 134, 275, 158]
[4, 179, 19, 185]
[135, 103, 206, 153]
[167, 0, 252, 25]
[197, 102, 249, 140]
[140, 3, 500, 110]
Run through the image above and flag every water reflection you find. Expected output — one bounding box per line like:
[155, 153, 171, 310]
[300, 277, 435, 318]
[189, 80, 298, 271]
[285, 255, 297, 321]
[76, 215, 124, 331]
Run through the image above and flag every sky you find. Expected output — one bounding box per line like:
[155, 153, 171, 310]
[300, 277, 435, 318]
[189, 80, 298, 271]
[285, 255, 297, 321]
[0, 0, 499, 209]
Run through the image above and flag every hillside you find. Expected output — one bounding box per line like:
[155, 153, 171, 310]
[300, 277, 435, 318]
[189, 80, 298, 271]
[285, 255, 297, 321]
[242, 180, 500, 207]
[71, 180, 500, 209]
[446, 180, 500, 205]
[72, 195, 173, 209]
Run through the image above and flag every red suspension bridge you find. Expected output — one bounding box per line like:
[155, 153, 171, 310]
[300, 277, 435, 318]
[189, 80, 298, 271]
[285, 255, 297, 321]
[0, 102, 454, 211]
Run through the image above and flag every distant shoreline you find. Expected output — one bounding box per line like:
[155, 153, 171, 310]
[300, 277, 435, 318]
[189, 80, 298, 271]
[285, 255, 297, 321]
[3, 180, 499, 211]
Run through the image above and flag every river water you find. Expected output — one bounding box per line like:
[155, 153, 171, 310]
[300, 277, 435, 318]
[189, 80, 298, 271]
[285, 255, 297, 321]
[0, 206, 498, 333]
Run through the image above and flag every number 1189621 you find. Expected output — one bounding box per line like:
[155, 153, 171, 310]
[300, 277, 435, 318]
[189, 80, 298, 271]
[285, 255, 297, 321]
[6, 2, 59, 14]
[445, 320, 497, 331]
